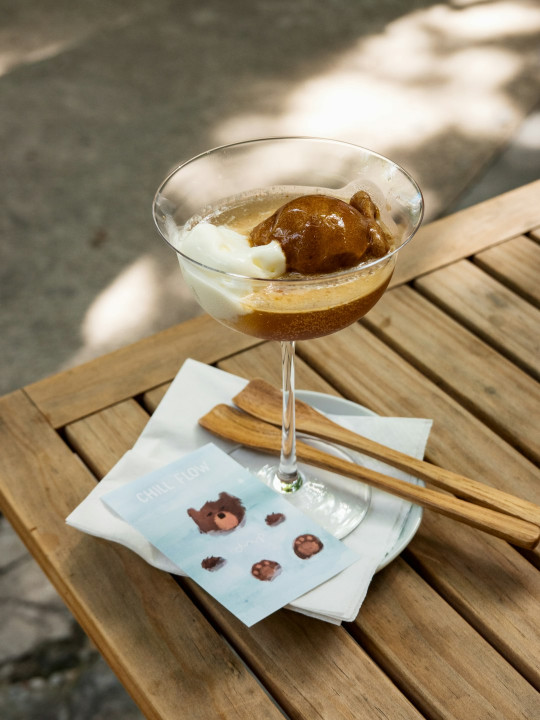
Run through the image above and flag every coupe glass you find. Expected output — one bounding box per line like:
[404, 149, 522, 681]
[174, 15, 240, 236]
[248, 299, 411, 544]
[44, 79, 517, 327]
[153, 137, 423, 538]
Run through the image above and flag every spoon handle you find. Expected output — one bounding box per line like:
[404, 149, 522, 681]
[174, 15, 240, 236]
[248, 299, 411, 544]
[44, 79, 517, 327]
[294, 438, 540, 548]
[300, 413, 540, 526]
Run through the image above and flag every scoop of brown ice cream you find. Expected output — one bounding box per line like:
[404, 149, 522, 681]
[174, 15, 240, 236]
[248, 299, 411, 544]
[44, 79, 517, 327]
[249, 193, 389, 275]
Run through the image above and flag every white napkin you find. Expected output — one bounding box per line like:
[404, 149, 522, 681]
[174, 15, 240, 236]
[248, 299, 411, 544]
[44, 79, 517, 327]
[66, 358, 432, 624]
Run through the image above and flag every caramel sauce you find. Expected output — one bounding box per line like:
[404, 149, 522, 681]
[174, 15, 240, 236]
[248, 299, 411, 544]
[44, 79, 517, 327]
[232, 271, 393, 341]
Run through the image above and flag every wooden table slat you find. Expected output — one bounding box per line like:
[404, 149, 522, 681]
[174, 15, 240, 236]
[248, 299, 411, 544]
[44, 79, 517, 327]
[353, 559, 540, 720]
[391, 179, 540, 287]
[407, 515, 540, 691]
[362, 286, 540, 463]
[187, 580, 425, 720]
[24, 313, 260, 429]
[142, 342, 340, 416]
[473, 234, 540, 308]
[0, 391, 285, 720]
[218, 342, 340, 395]
[414, 258, 540, 380]
[143, 383, 173, 414]
[64, 398, 150, 477]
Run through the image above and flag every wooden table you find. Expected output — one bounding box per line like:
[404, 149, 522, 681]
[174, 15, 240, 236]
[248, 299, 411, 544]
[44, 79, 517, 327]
[1, 181, 539, 719]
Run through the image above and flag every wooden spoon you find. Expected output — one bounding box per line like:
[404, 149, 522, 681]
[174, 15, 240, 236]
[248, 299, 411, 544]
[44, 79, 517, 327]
[198, 404, 540, 549]
[233, 379, 540, 527]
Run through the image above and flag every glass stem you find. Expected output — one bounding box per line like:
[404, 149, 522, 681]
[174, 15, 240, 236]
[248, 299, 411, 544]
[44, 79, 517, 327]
[278, 341, 302, 492]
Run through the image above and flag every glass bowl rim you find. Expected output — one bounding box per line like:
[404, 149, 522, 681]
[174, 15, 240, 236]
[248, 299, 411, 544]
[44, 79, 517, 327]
[152, 136, 424, 283]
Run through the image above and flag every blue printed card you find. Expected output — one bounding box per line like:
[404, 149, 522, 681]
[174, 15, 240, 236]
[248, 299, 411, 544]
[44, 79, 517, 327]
[102, 443, 359, 626]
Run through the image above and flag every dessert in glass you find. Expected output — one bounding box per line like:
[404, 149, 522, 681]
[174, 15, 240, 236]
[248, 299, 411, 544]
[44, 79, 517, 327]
[153, 137, 423, 537]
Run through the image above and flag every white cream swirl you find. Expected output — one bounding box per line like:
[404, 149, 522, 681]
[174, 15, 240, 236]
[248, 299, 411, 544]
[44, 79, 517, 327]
[178, 222, 286, 278]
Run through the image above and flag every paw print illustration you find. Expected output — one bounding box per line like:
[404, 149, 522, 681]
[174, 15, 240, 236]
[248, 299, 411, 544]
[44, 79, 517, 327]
[293, 534, 323, 559]
[251, 559, 282, 581]
[265, 512, 286, 527]
[201, 556, 226, 571]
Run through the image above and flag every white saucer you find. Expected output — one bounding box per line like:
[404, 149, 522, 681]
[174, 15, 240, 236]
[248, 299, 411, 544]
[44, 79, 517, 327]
[297, 389, 423, 571]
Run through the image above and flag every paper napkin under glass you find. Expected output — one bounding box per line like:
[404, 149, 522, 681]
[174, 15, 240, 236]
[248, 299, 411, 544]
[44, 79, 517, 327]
[66, 358, 432, 624]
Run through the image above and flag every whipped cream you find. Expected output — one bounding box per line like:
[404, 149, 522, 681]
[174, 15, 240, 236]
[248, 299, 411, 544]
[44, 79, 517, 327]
[178, 222, 286, 278]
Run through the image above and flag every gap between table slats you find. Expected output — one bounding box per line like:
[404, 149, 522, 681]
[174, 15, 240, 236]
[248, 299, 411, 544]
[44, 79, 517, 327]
[361, 285, 540, 465]
[413, 257, 539, 381]
[473, 234, 540, 308]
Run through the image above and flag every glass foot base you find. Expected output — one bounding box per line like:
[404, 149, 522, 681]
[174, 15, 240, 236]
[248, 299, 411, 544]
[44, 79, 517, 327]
[229, 441, 371, 540]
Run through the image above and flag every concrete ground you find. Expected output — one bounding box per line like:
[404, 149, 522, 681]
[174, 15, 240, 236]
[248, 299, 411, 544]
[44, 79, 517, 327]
[0, 1, 539, 718]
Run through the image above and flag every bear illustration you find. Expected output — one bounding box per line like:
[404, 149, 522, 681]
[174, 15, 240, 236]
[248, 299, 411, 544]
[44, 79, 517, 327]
[188, 491, 246, 534]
